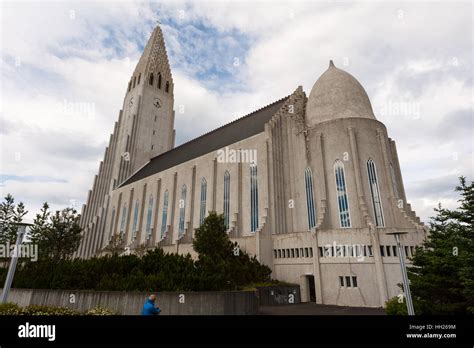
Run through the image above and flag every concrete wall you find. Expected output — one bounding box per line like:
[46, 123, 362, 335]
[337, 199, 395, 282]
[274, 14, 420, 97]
[3, 288, 258, 315]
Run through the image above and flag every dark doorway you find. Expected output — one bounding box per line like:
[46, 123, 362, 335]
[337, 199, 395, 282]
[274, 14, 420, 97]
[307, 275, 316, 302]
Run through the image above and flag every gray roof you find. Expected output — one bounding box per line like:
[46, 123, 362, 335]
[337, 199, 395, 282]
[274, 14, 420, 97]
[120, 95, 289, 187]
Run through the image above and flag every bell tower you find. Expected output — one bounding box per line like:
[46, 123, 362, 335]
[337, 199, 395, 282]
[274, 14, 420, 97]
[111, 25, 176, 189]
[76, 25, 175, 258]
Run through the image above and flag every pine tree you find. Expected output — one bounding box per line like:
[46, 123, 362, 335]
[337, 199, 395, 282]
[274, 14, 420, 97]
[0, 194, 27, 245]
[408, 177, 474, 314]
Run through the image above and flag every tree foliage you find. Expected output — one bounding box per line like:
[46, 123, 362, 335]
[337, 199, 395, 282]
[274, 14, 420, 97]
[0, 194, 27, 245]
[408, 177, 474, 314]
[28, 203, 82, 260]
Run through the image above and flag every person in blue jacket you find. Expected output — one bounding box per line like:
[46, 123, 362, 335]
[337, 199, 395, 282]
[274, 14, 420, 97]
[141, 294, 161, 315]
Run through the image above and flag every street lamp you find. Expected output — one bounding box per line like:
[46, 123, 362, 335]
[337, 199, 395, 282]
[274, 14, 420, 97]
[386, 231, 415, 315]
[1, 222, 33, 304]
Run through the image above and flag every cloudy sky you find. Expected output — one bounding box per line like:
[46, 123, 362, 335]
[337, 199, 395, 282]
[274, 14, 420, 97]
[0, 0, 472, 224]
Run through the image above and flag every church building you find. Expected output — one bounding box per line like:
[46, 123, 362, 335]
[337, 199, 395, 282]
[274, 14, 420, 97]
[75, 25, 427, 307]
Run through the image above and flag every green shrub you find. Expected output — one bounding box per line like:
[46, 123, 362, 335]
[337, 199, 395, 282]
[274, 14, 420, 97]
[22, 304, 80, 316]
[385, 296, 408, 315]
[84, 306, 117, 315]
[0, 302, 22, 315]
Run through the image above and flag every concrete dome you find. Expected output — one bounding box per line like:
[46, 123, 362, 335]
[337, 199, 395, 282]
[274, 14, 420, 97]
[306, 61, 375, 127]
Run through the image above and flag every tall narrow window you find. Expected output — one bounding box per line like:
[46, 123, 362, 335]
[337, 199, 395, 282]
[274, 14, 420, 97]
[137, 73, 141, 85]
[200, 178, 207, 225]
[334, 160, 351, 227]
[133, 76, 136, 88]
[389, 163, 399, 199]
[109, 207, 116, 236]
[165, 81, 170, 93]
[250, 164, 259, 232]
[178, 185, 187, 237]
[304, 167, 316, 229]
[149, 73, 154, 86]
[160, 190, 169, 239]
[158, 73, 162, 89]
[132, 199, 139, 238]
[223, 171, 230, 229]
[119, 203, 127, 237]
[145, 195, 153, 238]
[367, 159, 384, 227]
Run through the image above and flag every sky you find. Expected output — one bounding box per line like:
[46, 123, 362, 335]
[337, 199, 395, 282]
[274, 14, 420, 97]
[0, 0, 472, 224]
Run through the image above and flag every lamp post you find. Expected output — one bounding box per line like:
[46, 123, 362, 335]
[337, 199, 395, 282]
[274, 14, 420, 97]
[1, 222, 32, 304]
[386, 231, 415, 315]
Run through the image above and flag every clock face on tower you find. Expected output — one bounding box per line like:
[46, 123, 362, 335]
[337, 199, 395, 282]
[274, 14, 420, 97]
[153, 97, 162, 108]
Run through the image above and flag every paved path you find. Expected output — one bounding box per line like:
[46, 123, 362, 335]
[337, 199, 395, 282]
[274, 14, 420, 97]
[258, 303, 386, 315]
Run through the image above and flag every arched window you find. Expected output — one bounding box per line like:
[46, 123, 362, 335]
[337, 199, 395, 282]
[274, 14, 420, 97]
[149, 73, 154, 86]
[178, 185, 187, 237]
[158, 73, 162, 89]
[165, 81, 170, 93]
[160, 190, 169, 238]
[250, 164, 259, 232]
[223, 171, 230, 229]
[119, 203, 127, 237]
[145, 195, 153, 238]
[305, 167, 316, 229]
[334, 160, 351, 228]
[389, 163, 399, 199]
[367, 159, 384, 227]
[137, 73, 141, 85]
[200, 178, 207, 225]
[132, 199, 139, 237]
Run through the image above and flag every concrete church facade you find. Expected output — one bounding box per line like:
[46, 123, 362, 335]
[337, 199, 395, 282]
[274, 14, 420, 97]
[75, 25, 427, 307]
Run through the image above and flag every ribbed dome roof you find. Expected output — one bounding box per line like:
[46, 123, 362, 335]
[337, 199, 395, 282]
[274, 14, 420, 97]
[306, 60, 375, 126]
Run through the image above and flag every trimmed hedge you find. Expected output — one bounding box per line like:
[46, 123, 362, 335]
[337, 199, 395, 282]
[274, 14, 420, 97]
[0, 248, 271, 292]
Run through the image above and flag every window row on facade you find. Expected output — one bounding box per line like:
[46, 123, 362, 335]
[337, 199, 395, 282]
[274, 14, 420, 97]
[304, 158, 400, 230]
[339, 276, 358, 288]
[273, 247, 314, 259]
[127, 72, 170, 93]
[111, 166, 260, 241]
[318, 245, 373, 258]
[380, 245, 416, 258]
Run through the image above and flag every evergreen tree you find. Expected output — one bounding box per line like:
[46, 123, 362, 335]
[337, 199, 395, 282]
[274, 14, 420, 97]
[0, 194, 27, 245]
[408, 177, 474, 314]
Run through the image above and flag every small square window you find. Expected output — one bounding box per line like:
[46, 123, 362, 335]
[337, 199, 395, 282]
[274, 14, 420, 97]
[278, 250, 281, 258]
[386, 246, 391, 257]
[282, 249, 286, 258]
[352, 276, 357, 287]
[309, 247, 313, 257]
[380, 245, 385, 257]
[368, 245, 373, 256]
[300, 248, 304, 256]
[345, 276, 351, 288]
[286, 249, 290, 258]
[339, 276, 344, 287]
[392, 246, 397, 257]
[296, 249, 299, 258]
[274, 250, 277, 258]
[291, 249, 295, 258]
[318, 247, 323, 257]
[305, 248, 309, 258]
